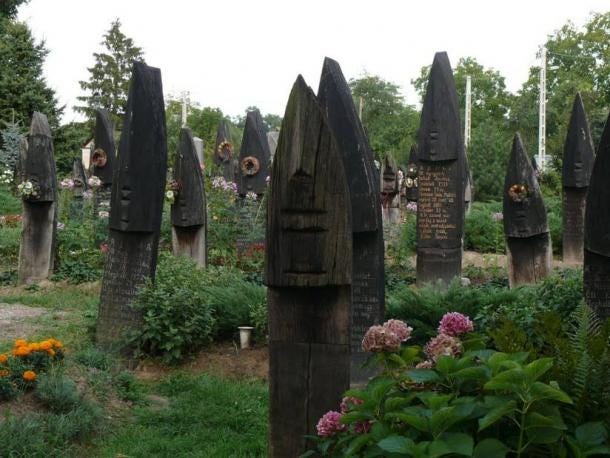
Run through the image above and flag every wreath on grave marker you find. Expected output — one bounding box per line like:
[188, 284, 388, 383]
[91, 148, 107, 168]
[508, 184, 529, 202]
[241, 156, 260, 176]
[17, 179, 39, 200]
[217, 141, 233, 162]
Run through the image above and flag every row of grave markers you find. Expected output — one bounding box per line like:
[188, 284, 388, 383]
[12, 52, 610, 456]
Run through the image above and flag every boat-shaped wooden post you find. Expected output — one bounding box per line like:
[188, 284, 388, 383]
[17, 112, 58, 284]
[584, 109, 610, 319]
[171, 128, 207, 267]
[562, 93, 594, 265]
[237, 109, 270, 197]
[265, 76, 352, 457]
[503, 133, 552, 287]
[96, 62, 168, 350]
[416, 52, 465, 288]
[213, 119, 235, 182]
[318, 56, 384, 385]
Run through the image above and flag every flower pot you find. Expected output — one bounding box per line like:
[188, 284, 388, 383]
[238, 326, 254, 349]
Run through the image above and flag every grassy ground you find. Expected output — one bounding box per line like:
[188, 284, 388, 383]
[0, 282, 269, 457]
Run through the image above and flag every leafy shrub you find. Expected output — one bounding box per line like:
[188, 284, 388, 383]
[0, 225, 20, 266]
[52, 258, 101, 284]
[132, 254, 216, 363]
[307, 317, 609, 457]
[113, 370, 144, 403]
[249, 297, 268, 341]
[34, 372, 80, 413]
[464, 201, 504, 253]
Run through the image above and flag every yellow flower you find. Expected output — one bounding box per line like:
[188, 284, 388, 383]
[14, 339, 27, 348]
[46, 348, 56, 357]
[22, 370, 36, 382]
[39, 340, 52, 350]
[0, 353, 8, 364]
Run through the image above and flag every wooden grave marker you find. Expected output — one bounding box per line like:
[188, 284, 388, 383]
[265, 75, 352, 457]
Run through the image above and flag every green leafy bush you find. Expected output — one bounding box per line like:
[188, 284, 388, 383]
[306, 317, 609, 457]
[132, 254, 216, 363]
[464, 202, 504, 253]
[0, 225, 20, 267]
[52, 258, 101, 284]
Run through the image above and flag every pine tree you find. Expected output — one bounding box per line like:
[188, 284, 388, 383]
[0, 18, 63, 128]
[0, 0, 29, 20]
[75, 19, 145, 126]
[0, 120, 23, 169]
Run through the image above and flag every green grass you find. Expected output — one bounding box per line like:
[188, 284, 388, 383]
[0, 283, 99, 352]
[94, 373, 268, 458]
[0, 184, 21, 214]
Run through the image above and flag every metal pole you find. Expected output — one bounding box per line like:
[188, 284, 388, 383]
[358, 96, 363, 121]
[464, 75, 472, 150]
[538, 46, 547, 171]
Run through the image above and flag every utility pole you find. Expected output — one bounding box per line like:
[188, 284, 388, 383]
[358, 96, 363, 121]
[464, 75, 472, 150]
[538, 46, 547, 171]
[181, 91, 189, 127]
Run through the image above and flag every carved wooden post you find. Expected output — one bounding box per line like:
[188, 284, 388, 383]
[17, 112, 58, 284]
[70, 158, 88, 219]
[503, 133, 552, 287]
[171, 128, 207, 267]
[96, 62, 168, 349]
[416, 52, 465, 288]
[91, 109, 115, 207]
[585, 109, 610, 319]
[237, 109, 270, 197]
[380, 154, 400, 225]
[265, 76, 352, 458]
[318, 57, 384, 385]
[562, 93, 594, 265]
[405, 145, 419, 203]
[213, 119, 235, 182]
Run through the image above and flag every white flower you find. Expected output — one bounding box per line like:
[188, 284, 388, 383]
[245, 191, 257, 201]
[98, 211, 109, 219]
[165, 190, 175, 204]
[88, 176, 102, 189]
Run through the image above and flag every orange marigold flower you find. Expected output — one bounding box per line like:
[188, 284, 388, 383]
[46, 348, 56, 357]
[28, 343, 40, 351]
[22, 370, 36, 381]
[0, 353, 8, 364]
[50, 339, 63, 349]
[39, 340, 52, 350]
[13, 346, 30, 357]
[0, 370, 9, 377]
[14, 339, 27, 348]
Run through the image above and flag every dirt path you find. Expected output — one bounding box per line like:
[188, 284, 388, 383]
[0, 303, 48, 341]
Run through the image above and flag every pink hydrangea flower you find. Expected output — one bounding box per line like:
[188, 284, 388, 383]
[415, 360, 434, 369]
[340, 396, 364, 414]
[438, 312, 474, 337]
[362, 325, 401, 353]
[383, 319, 413, 342]
[354, 420, 372, 434]
[424, 334, 463, 361]
[316, 411, 345, 438]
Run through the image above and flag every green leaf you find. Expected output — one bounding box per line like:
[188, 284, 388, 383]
[452, 366, 489, 382]
[523, 357, 554, 382]
[441, 432, 474, 456]
[530, 381, 573, 404]
[484, 369, 525, 391]
[385, 412, 429, 433]
[345, 433, 372, 456]
[341, 411, 371, 424]
[385, 394, 416, 411]
[407, 369, 440, 383]
[417, 393, 452, 409]
[435, 356, 458, 375]
[575, 422, 608, 446]
[378, 435, 414, 454]
[473, 439, 510, 458]
[427, 439, 452, 457]
[478, 400, 517, 431]
[430, 405, 474, 436]
[524, 411, 567, 431]
[525, 424, 563, 444]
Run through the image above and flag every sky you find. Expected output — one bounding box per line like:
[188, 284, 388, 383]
[18, 0, 610, 125]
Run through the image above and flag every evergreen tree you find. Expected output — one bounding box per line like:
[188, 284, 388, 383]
[0, 0, 29, 19]
[75, 19, 145, 125]
[0, 18, 63, 129]
[0, 121, 23, 170]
